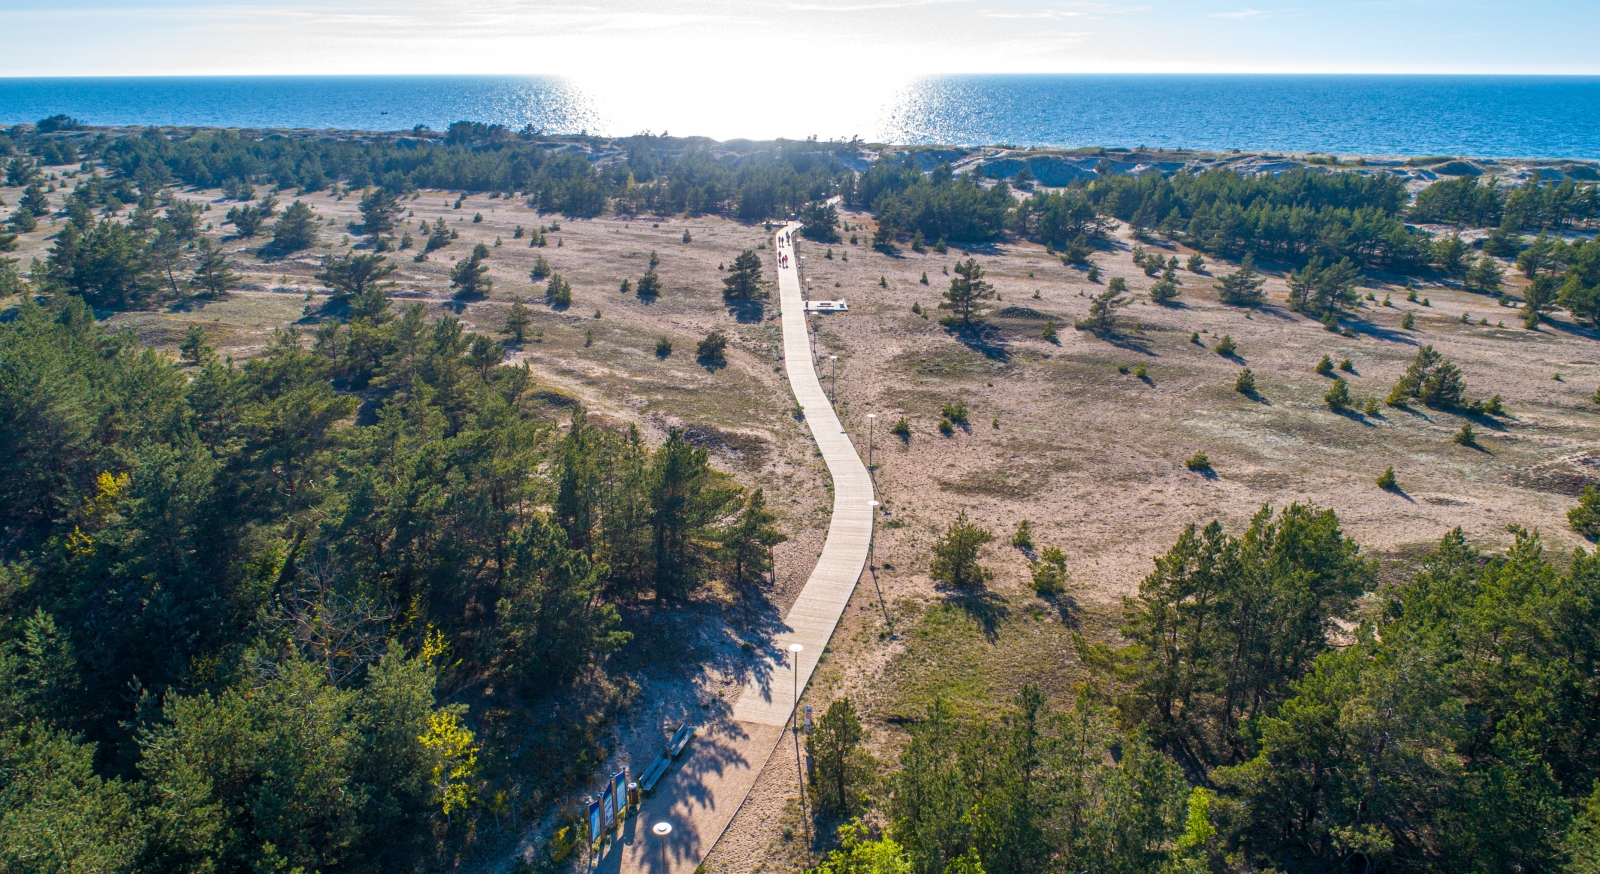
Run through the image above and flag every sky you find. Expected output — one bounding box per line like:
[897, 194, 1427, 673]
[4, 0, 1599, 80]
[3, 1, 1598, 140]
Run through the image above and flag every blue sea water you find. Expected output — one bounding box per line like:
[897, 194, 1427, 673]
[0, 74, 1597, 159]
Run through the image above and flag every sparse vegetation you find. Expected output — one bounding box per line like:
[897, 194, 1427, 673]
[1185, 451, 1212, 473]
[929, 512, 995, 589]
[1028, 546, 1069, 594]
[1235, 368, 1256, 394]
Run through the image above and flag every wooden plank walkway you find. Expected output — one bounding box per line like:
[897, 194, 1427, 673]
[602, 221, 874, 874]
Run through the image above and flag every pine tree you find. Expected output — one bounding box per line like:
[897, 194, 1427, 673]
[450, 248, 491, 298]
[315, 252, 396, 301]
[723, 249, 764, 300]
[1216, 253, 1266, 306]
[808, 698, 866, 814]
[720, 488, 786, 585]
[189, 238, 240, 300]
[1325, 377, 1351, 411]
[1235, 367, 1256, 394]
[504, 298, 531, 343]
[1077, 279, 1130, 334]
[545, 273, 571, 308]
[358, 188, 403, 240]
[929, 512, 994, 589]
[939, 258, 994, 326]
[179, 323, 214, 366]
[271, 201, 320, 252]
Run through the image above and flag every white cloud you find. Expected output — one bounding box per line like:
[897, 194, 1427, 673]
[1209, 7, 1272, 18]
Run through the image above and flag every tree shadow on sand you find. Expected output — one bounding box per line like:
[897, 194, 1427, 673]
[944, 321, 1010, 361]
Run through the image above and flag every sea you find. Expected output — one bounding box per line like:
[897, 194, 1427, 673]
[1, 75, 1598, 159]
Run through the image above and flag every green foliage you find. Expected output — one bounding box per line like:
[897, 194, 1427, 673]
[1185, 451, 1212, 473]
[189, 237, 239, 300]
[1411, 175, 1505, 226]
[1376, 465, 1397, 489]
[1105, 503, 1370, 765]
[504, 297, 532, 343]
[1234, 368, 1256, 394]
[1077, 280, 1130, 334]
[857, 161, 1014, 244]
[695, 331, 728, 364]
[1401, 310, 1416, 329]
[801, 200, 842, 243]
[1148, 277, 1180, 304]
[808, 698, 869, 815]
[1453, 422, 1477, 446]
[1089, 166, 1429, 271]
[1315, 354, 1334, 376]
[1041, 320, 1057, 342]
[1389, 344, 1466, 409]
[723, 249, 764, 299]
[43, 218, 160, 309]
[545, 272, 571, 308]
[317, 252, 396, 301]
[940, 400, 969, 425]
[1571, 486, 1600, 540]
[1029, 547, 1069, 595]
[271, 200, 319, 252]
[450, 248, 492, 298]
[1011, 520, 1033, 550]
[1286, 256, 1362, 315]
[1325, 376, 1351, 411]
[806, 819, 912, 874]
[720, 488, 786, 586]
[636, 269, 661, 298]
[889, 688, 1186, 874]
[1214, 334, 1236, 356]
[654, 336, 672, 358]
[939, 258, 994, 326]
[1215, 254, 1266, 306]
[929, 512, 993, 589]
[1186, 252, 1204, 272]
[890, 417, 911, 441]
[358, 187, 403, 239]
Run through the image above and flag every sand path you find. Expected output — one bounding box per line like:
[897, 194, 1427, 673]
[599, 222, 875, 874]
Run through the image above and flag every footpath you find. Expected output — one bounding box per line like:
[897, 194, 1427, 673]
[599, 222, 875, 874]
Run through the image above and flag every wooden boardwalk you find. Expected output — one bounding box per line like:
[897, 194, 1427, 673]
[603, 222, 874, 874]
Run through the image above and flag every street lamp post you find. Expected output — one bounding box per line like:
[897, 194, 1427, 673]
[866, 414, 876, 473]
[788, 642, 807, 833]
[829, 355, 839, 404]
[652, 822, 672, 873]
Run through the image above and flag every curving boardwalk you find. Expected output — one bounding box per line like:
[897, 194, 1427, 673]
[603, 222, 875, 874]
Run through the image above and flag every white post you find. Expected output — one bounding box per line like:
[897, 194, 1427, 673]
[652, 822, 672, 872]
[867, 414, 876, 473]
[788, 642, 806, 832]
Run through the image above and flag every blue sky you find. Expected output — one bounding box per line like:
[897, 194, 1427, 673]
[3, 0, 1599, 78]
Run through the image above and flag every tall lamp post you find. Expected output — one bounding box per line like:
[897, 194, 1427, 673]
[866, 414, 876, 474]
[788, 642, 807, 833]
[651, 822, 672, 873]
[829, 355, 839, 404]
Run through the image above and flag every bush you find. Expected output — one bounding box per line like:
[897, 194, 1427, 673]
[1571, 486, 1600, 540]
[1376, 466, 1398, 490]
[1401, 310, 1416, 330]
[890, 417, 911, 441]
[1149, 278, 1180, 304]
[940, 400, 969, 425]
[1325, 377, 1351, 411]
[1029, 546, 1069, 595]
[937, 418, 954, 437]
[1215, 335, 1237, 356]
[695, 331, 728, 364]
[929, 512, 994, 589]
[1315, 354, 1334, 376]
[1187, 253, 1205, 272]
[1453, 423, 1477, 446]
[1042, 320, 1058, 342]
[530, 255, 551, 280]
[1389, 344, 1466, 409]
[655, 337, 672, 358]
[1216, 254, 1266, 307]
[1185, 451, 1212, 473]
[1339, 358, 1354, 373]
[546, 273, 572, 308]
[1235, 368, 1256, 394]
[1012, 520, 1034, 550]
